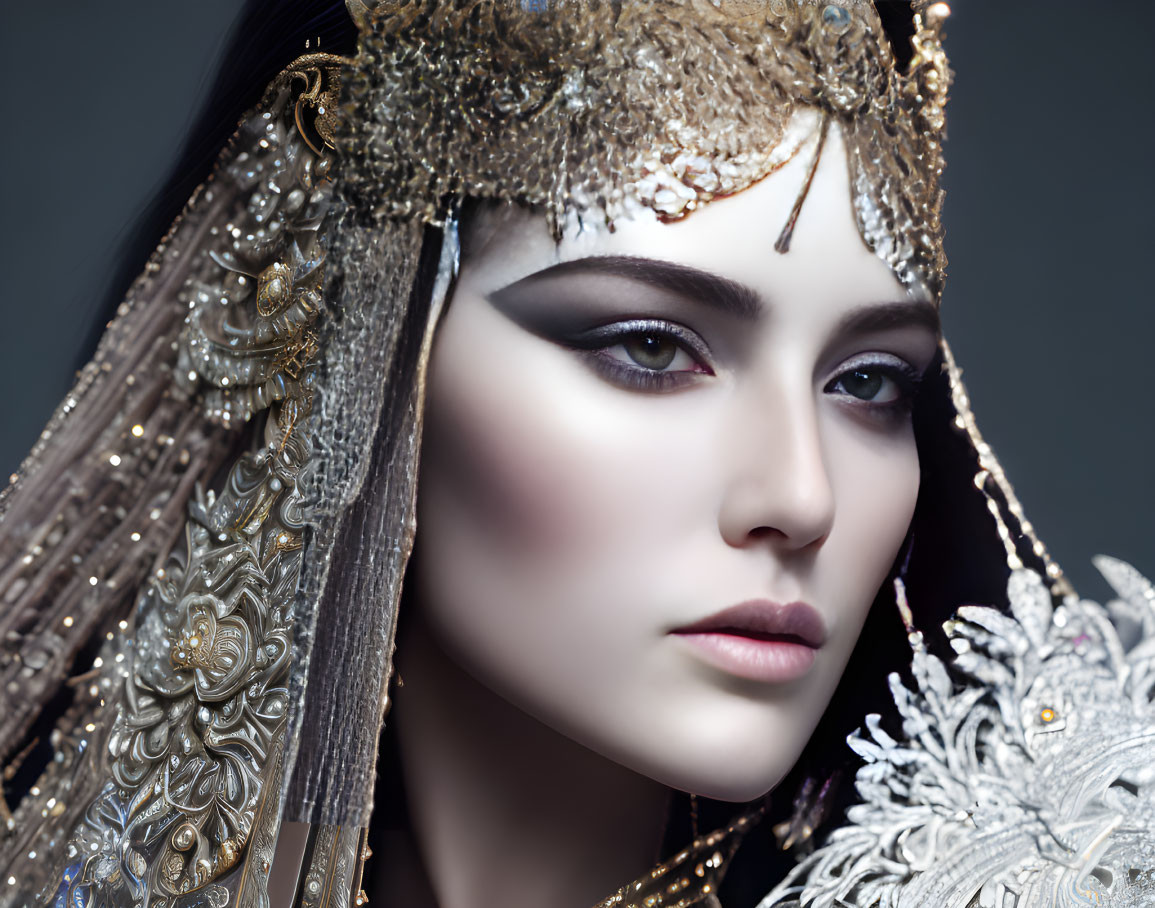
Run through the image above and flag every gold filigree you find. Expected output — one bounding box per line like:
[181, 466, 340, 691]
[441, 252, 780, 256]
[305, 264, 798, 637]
[273, 330, 320, 382]
[595, 810, 762, 908]
[284, 57, 348, 155]
[255, 262, 294, 317]
[339, 0, 950, 301]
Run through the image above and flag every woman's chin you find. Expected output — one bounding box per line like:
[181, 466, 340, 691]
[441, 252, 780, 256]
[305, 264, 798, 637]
[648, 761, 786, 804]
[582, 735, 793, 805]
[685, 777, 781, 805]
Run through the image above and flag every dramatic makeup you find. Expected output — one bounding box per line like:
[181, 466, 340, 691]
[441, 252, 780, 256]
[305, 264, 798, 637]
[487, 254, 939, 407]
[406, 121, 941, 803]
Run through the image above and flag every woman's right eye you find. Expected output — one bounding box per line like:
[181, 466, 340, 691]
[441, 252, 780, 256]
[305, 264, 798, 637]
[571, 320, 714, 392]
[606, 333, 699, 372]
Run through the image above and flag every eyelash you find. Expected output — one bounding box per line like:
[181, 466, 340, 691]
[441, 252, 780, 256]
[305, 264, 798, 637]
[566, 320, 925, 411]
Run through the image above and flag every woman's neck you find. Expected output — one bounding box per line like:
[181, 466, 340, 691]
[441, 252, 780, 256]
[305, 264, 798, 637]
[384, 611, 670, 908]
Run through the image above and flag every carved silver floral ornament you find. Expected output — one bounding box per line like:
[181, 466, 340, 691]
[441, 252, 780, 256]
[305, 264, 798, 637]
[0, 57, 344, 908]
[760, 557, 1155, 907]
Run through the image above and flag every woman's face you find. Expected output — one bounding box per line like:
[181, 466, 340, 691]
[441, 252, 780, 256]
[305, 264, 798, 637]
[411, 121, 939, 800]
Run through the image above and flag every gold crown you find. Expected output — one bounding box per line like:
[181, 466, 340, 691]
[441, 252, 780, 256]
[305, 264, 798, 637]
[338, 0, 951, 301]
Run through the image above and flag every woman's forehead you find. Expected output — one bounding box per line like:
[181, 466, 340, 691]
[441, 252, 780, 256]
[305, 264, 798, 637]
[458, 117, 914, 322]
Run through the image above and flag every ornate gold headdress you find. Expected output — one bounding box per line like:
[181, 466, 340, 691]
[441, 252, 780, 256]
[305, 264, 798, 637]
[339, 0, 952, 302]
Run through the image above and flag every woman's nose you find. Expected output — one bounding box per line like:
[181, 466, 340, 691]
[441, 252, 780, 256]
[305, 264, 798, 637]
[717, 387, 836, 553]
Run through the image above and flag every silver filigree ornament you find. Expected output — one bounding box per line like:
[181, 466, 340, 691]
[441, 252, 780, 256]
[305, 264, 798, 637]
[68, 454, 305, 904]
[760, 557, 1155, 908]
[0, 58, 346, 908]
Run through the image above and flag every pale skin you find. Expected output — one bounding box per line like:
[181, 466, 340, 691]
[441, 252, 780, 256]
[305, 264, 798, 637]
[377, 121, 941, 907]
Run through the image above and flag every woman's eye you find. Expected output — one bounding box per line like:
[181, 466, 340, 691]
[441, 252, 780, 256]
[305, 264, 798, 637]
[569, 320, 713, 392]
[825, 357, 922, 410]
[835, 368, 900, 403]
[607, 333, 699, 373]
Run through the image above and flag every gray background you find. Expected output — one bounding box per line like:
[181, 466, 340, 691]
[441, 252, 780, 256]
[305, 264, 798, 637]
[1, 1, 1152, 596]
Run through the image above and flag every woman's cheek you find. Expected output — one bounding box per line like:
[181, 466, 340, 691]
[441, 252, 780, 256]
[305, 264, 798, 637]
[822, 413, 920, 627]
[420, 297, 716, 571]
[413, 297, 724, 713]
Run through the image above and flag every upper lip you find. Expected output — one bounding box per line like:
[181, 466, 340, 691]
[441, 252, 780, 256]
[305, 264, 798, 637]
[671, 600, 827, 649]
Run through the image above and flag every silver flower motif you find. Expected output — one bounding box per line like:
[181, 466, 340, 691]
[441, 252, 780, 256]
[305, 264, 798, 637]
[760, 557, 1155, 908]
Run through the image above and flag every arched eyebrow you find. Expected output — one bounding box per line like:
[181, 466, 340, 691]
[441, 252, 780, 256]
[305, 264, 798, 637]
[493, 255, 940, 340]
[831, 301, 941, 340]
[499, 255, 762, 320]
[814, 300, 941, 372]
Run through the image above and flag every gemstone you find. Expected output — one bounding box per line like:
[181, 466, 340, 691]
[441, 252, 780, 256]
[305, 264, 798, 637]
[822, 5, 851, 32]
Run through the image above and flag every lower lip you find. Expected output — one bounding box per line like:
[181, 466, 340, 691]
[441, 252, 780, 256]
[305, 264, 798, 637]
[673, 632, 817, 683]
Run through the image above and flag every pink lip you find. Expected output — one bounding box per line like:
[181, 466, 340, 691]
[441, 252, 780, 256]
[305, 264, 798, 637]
[670, 600, 826, 684]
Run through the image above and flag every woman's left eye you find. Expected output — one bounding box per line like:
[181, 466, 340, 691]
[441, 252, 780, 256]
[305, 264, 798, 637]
[825, 357, 922, 409]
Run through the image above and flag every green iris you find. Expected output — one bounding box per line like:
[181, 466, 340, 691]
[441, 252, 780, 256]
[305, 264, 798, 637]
[624, 335, 677, 370]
